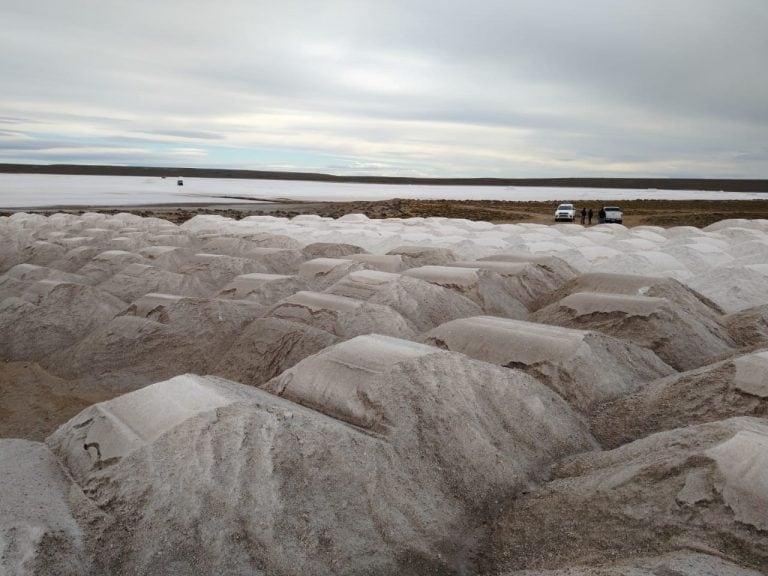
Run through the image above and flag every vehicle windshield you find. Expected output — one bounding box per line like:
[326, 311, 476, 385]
[604, 206, 620, 210]
[557, 204, 574, 210]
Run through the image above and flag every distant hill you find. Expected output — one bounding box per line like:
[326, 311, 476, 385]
[0, 163, 766, 192]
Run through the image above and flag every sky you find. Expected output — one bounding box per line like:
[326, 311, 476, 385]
[1, 0, 767, 178]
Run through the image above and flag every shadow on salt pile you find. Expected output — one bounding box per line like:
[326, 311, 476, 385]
[422, 316, 673, 412]
[483, 417, 768, 573]
[212, 317, 339, 386]
[724, 303, 768, 347]
[592, 348, 768, 448]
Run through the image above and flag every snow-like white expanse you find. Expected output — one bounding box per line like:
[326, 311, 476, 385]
[1, 173, 766, 208]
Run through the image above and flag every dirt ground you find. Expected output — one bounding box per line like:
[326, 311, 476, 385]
[6, 198, 768, 227]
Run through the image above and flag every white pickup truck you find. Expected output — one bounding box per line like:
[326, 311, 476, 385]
[554, 203, 576, 222]
[602, 206, 623, 224]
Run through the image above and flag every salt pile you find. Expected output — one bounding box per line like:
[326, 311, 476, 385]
[325, 269, 481, 332]
[591, 348, 768, 448]
[532, 291, 735, 370]
[422, 316, 673, 411]
[1, 211, 768, 575]
[0, 281, 126, 360]
[404, 265, 530, 318]
[217, 271, 306, 305]
[508, 553, 765, 576]
[42, 295, 263, 393]
[44, 340, 592, 575]
[0, 440, 87, 575]
[725, 304, 768, 346]
[267, 290, 416, 339]
[486, 418, 768, 572]
[212, 317, 340, 386]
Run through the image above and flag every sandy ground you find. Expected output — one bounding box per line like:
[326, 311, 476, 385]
[5, 197, 768, 227]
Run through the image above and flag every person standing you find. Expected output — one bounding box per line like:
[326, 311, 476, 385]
[588, 208, 593, 225]
[598, 207, 606, 224]
[580, 207, 587, 225]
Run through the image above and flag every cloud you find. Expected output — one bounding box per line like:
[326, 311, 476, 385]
[0, 0, 766, 177]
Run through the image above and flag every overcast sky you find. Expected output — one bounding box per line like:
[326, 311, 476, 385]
[1, 0, 766, 177]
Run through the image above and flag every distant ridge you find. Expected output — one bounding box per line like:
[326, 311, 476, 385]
[1, 163, 766, 192]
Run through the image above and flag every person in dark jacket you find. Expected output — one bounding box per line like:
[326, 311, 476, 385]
[580, 207, 587, 224]
[588, 208, 593, 224]
[598, 207, 606, 224]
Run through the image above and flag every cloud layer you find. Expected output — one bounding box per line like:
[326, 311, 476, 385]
[1, 0, 766, 177]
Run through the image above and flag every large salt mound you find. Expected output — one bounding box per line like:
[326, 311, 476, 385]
[447, 259, 577, 311]
[48, 374, 262, 484]
[0, 281, 126, 361]
[219, 231, 304, 250]
[477, 252, 578, 292]
[196, 238, 306, 274]
[216, 272, 307, 305]
[536, 271, 723, 318]
[136, 245, 195, 271]
[262, 334, 595, 487]
[98, 262, 209, 301]
[533, 291, 734, 370]
[686, 265, 768, 313]
[325, 269, 482, 332]
[592, 349, 768, 448]
[347, 252, 406, 272]
[507, 552, 765, 576]
[386, 245, 458, 267]
[212, 317, 340, 386]
[297, 257, 367, 289]
[42, 296, 263, 393]
[175, 252, 270, 292]
[75, 250, 147, 282]
[724, 304, 768, 346]
[45, 345, 593, 575]
[486, 417, 768, 572]
[0, 439, 87, 575]
[267, 290, 416, 339]
[49, 245, 104, 273]
[0, 274, 31, 300]
[302, 241, 367, 259]
[422, 316, 673, 411]
[4, 262, 92, 285]
[20, 240, 68, 267]
[403, 265, 529, 319]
